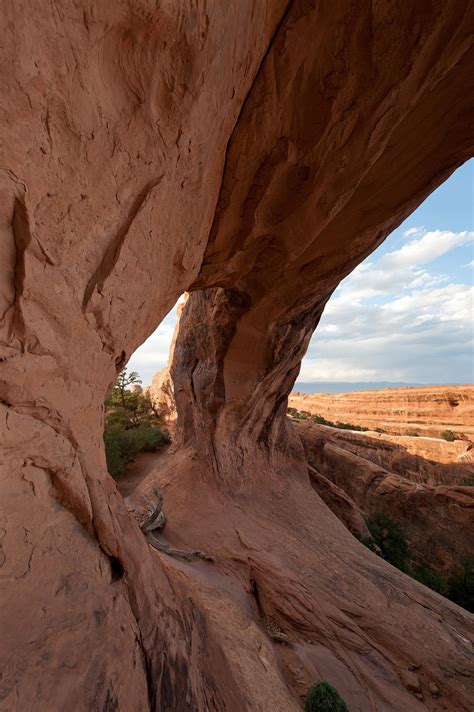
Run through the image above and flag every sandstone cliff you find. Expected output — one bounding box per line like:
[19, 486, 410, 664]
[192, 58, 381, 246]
[299, 422, 474, 485]
[1, 2, 473, 711]
[296, 421, 474, 574]
[290, 385, 474, 438]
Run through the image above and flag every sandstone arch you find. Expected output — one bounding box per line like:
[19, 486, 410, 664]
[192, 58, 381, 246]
[1, 2, 473, 710]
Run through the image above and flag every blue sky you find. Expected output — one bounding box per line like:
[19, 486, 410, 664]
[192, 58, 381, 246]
[129, 159, 473, 386]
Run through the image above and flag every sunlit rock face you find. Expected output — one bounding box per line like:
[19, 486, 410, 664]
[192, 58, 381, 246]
[1, 2, 473, 710]
[289, 386, 474, 439]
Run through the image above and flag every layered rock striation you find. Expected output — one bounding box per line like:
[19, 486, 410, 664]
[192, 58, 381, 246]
[1, 2, 473, 711]
[290, 385, 474, 438]
[299, 422, 474, 485]
[296, 421, 474, 573]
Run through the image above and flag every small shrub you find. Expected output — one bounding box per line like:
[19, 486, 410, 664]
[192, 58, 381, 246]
[334, 420, 368, 432]
[448, 561, 474, 613]
[103, 368, 171, 479]
[104, 428, 128, 478]
[121, 425, 170, 455]
[411, 564, 449, 596]
[310, 413, 368, 431]
[367, 513, 408, 571]
[106, 409, 132, 429]
[441, 430, 455, 442]
[363, 514, 473, 613]
[460, 475, 474, 486]
[288, 409, 312, 420]
[104, 425, 171, 479]
[305, 681, 348, 712]
[313, 414, 330, 425]
[405, 430, 419, 437]
[357, 534, 380, 554]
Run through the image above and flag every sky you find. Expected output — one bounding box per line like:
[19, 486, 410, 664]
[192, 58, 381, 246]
[128, 159, 473, 387]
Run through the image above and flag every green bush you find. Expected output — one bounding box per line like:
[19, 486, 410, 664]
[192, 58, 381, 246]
[362, 515, 473, 613]
[313, 414, 329, 425]
[405, 430, 419, 437]
[103, 367, 171, 479]
[441, 430, 455, 442]
[305, 682, 348, 712]
[448, 561, 474, 613]
[334, 420, 368, 432]
[122, 425, 170, 455]
[411, 564, 450, 597]
[287, 407, 369, 431]
[367, 513, 408, 571]
[303, 412, 368, 431]
[106, 409, 132, 429]
[104, 428, 128, 478]
[357, 533, 380, 554]
[104, 425, 171, 479]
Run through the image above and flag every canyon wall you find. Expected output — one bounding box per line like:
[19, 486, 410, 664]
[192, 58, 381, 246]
[290, 385, 474, 438]
[1, 2, 473, 711]
[296, 421, 474, 572]
[317, 427, 474, 485]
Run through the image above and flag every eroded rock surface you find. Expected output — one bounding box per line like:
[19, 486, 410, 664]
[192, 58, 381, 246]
[297, 420, 474, 573]
[300, 422, 474, 485]
[1, 2, 473, 710]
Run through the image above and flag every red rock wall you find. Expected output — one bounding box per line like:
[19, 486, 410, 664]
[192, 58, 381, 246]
[296, 420, 474, 573]
[0, 4, 292, 709]
[310, 426, 474, 485]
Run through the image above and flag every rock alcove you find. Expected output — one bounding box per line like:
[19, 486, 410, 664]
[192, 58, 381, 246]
[1, 2, 473, 710]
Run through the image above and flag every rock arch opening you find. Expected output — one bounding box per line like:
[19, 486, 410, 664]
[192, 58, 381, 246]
[130, 162, 473, 422]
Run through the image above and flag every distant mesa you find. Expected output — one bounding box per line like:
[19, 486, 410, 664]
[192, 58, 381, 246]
[289, 384, 474, 439]
[295, 381, 431, 394]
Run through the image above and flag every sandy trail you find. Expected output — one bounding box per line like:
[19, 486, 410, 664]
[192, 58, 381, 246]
[116, 446, 172, 498]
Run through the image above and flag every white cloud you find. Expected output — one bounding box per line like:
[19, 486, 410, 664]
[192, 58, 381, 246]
[379, 230, 473, 270]
[127, 308, 177, 384]
[299, 359, 401, 382]
[403, 227, 423, 237]
[301, 228, 473, 384]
